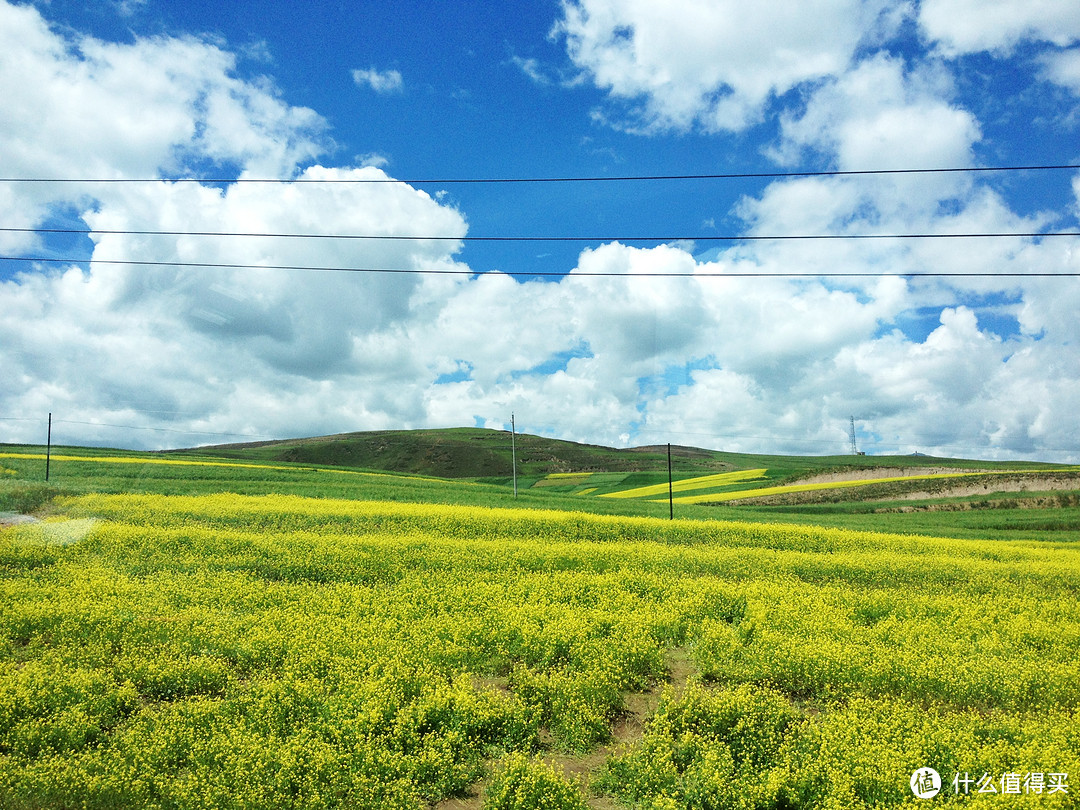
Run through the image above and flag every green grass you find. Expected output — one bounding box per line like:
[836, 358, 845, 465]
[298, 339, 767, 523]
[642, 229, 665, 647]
[189, 428, 1067, 480]
[185, 428, 730, 479]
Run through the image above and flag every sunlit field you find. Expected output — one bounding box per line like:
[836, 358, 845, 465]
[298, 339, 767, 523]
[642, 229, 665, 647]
[1, 449, 1078, 808]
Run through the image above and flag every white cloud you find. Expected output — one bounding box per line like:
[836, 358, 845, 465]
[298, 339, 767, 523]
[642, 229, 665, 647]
[919, 0, 1080, 55]
[0, 2, 463, 447]
[0, 0, 326, 253]
[772, 55, 980, 174]
[512, 55, 551, 85]
[511, 54, 587, 88]
[553, 0, 897, 132]
[1040, 47, 1080, 93]
[351, 66, 404, 94]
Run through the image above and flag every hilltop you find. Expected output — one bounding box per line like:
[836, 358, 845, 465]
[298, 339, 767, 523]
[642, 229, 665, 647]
[181, 427, 1059, 480]
[184, 428, 725, 479]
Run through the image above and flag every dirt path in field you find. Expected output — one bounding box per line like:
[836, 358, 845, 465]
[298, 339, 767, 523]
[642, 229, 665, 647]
[0, 512, 39, 529]
[432, 648, 696, 810]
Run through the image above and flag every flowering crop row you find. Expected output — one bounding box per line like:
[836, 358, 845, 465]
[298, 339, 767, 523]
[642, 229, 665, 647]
[600, 469, 769, 500]
[0, 451, 434, 483]
[2, 492, 1078, 808]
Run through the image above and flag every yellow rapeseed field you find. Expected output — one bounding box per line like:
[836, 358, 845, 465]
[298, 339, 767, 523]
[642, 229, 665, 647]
[2, 492, 1077, 808]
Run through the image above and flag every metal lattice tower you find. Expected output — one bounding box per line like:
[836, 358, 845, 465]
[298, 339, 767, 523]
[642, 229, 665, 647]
[849, 416, 858, 455]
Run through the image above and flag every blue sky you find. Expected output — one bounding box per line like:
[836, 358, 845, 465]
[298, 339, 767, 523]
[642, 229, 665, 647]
[2, 0, 1079, 460]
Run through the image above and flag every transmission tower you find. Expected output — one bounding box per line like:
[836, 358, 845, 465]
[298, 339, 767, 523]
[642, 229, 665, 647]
[849, 416, 858, 455]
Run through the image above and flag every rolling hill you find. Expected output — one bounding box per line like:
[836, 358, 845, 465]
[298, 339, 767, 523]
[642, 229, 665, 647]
[183, 427, 1063, 481]
[183, 427, 736, 479]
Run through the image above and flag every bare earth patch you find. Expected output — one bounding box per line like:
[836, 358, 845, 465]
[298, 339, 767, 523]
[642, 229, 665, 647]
[724, 468, 1080, 506]
[790, 466, 972, 485]
[432, 648, 696, 810]
[0, 512, 40, 529]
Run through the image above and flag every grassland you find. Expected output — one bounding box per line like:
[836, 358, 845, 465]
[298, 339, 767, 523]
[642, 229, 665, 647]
[2, 436, 1079, 808]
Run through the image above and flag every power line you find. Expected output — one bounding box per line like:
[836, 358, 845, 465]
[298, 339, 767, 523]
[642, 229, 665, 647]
[3, 254, 1078, 278]
[1, 163, 1078, 185]
[4, 226, 1080, 242]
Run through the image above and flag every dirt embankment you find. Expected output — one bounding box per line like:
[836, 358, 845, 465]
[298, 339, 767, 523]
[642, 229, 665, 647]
[789, 466, 981, 485]
[887, 476, 1080, 500]
[727, 468, 1080, 507]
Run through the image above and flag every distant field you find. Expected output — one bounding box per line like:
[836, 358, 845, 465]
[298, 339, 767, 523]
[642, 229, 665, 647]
[5, 436, 1080, 543]
[646, 467, 1080, 505]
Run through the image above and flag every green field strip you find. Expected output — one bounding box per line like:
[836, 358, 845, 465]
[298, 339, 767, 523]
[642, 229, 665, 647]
[0, 452, 304, 472]
[661, 468, 1071, 505]
[600, 468, 769, 499]
[531, 473, 593, 488]
[0, 451, 446, 484]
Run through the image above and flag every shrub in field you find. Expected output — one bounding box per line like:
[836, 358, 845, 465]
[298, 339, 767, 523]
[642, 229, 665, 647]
[482, 753, 589, 810]
[776, 697, 1080, 809]
[509, 665, 620, 752]
[599, 683, 797, 809]
[0, 482, 60, 515]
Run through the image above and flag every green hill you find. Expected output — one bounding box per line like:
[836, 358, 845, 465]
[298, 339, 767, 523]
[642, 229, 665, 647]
[184, 427, 737, 479]
[183, 427, 1061, 481]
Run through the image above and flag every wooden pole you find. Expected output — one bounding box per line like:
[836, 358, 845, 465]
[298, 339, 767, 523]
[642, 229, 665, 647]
[46, 412, 52, 482]
[667, 442, 673, 520]
[511, 413, 517, 498]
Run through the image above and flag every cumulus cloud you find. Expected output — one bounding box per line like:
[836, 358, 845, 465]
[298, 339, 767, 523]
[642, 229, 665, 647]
[919, 0, 1080, 55]
[772, 55, 981, 173]
[352, 66, 404, 94]
[0, 0, 326, 253]
[553, 0, 896, 132]
[0, 2, 463, 446]
[1040, 47, 1080, 93]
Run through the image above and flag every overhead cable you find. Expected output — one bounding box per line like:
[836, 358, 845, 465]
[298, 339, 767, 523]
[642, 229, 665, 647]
[3, 226, 1079, 242]
[3, 255, 1077, 278]
[1, 163, 1078, 184]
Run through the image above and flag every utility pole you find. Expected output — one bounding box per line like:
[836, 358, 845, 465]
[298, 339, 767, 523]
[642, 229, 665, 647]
[667, 443, 674, 520]
[46, 412, 52, 482]
[511, 413, 517, 498]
